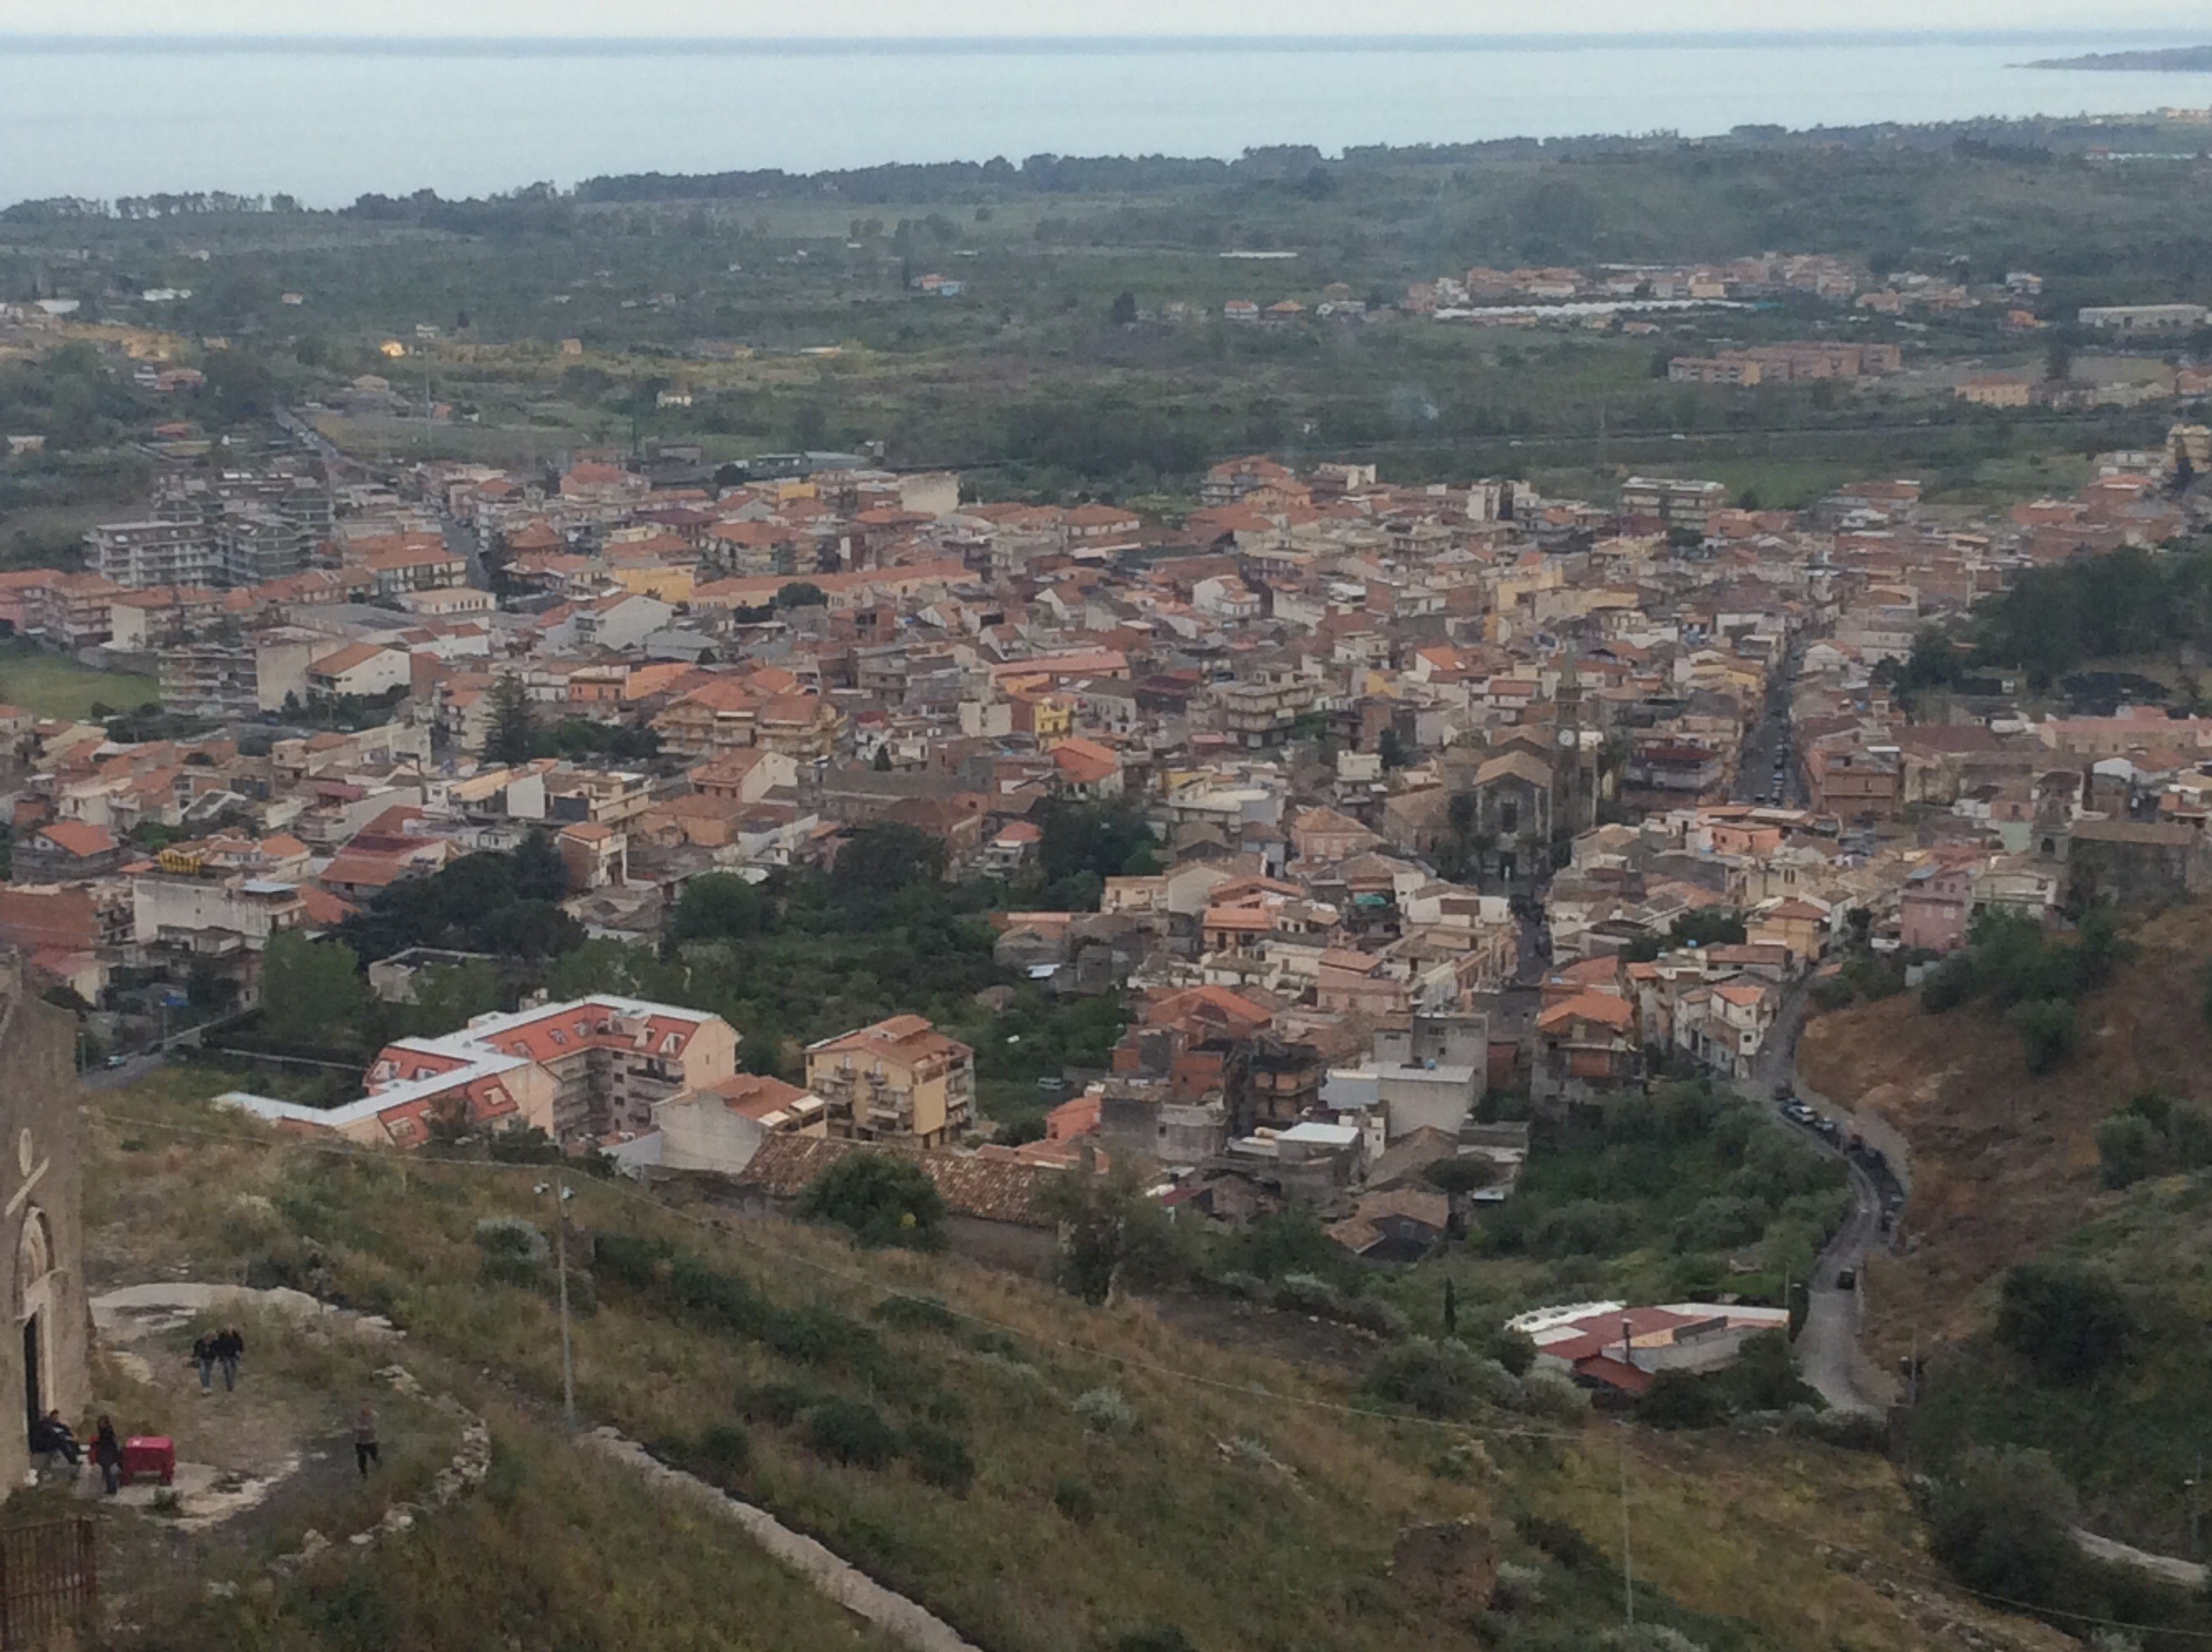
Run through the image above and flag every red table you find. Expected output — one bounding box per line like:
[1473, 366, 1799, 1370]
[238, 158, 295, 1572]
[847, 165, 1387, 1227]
[119, 1435, 174, 1486]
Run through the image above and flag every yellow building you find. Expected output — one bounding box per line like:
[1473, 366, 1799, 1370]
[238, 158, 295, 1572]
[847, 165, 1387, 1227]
[805, 1015, 975, 1147]
[612, 563, 696, 603]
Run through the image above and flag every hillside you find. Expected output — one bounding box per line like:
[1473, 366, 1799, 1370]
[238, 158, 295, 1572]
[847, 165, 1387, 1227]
[75, 1079, 2072, 1652]
[1799, 902, 2212, 1364]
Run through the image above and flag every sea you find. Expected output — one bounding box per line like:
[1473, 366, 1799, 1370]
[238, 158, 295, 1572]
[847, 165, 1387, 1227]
[2, 31, 2211, 208]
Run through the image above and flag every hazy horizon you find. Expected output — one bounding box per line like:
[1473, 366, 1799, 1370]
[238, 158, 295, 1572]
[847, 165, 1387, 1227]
[0, 26, 2205, 45]
[0, 0, 2204, 42]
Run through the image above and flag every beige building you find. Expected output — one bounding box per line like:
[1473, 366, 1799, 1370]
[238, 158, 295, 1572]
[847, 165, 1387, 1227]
[0, 958, 89, 1492]
[806, 1015, 976, 1148]
[656, 1073, 830, 1172]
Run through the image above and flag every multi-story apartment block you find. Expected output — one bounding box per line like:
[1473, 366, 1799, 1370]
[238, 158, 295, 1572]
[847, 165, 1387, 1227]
[85, 519, 218, 589]
[805, 1015, 975, 1148]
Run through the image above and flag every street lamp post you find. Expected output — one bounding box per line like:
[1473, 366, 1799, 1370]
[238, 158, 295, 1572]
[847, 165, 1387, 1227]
[538, 1178, 578, 1435]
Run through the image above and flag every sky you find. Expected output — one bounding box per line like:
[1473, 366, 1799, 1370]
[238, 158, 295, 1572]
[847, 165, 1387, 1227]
[0, 0, 2203, 35]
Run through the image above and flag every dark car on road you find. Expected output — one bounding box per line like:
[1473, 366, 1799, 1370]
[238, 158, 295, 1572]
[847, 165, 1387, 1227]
[1835, 1268, 1857, 1290]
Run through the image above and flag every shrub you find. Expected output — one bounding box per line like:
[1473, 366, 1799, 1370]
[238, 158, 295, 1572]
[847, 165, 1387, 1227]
[1074, 1386, 1138, 1433]
[1672, 1195, 1767, 1252]
[693, 1422, 751, 1480]
[590, 1230, 670, 1288]
[1115, 1632, 1195, 1652]
[1519, 1369, 1591, 1422]
[905, 1424, 975, 1493]
[1331, 1294, 1408, 1337]
[1994, 1261, 2133, 1385]
[806, 1398, 899, 1469]
[1810, 977, 1857, 1012]
[1927, 1446, 2079, 1602]
[480, 1252, 544, 1290]
[1639, 1370, 1726, 1429]
[742, 1381, 812, 1427]
[1272, 1272, 1338, 1314]
[475, 1214, 550, 1260]
[2010, 997, 2077, 1074]
[1487, 1328, 1538, 1376]
[1053, 1475, 1097, 1521]
[760, 1303, 882, 1370]
[1518, 1513, 1604, 1570]
[1365, 1337, 1516, 1419]
[870, 1293, 960, 1334]
[1918, 954, 1978, 1012]
[1490, 1560, 1545, 1612]
[1525, 1198, 1636, 1258]
[2096, 1111, 2162, 1189]
[796, 1152, 947, 1249]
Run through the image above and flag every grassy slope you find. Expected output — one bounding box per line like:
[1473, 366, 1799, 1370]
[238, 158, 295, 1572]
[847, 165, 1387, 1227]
[1904, 1172, 2212, 1551]
[1797, 902, 2212, 1364]
[85, 1083, 2072, 1652]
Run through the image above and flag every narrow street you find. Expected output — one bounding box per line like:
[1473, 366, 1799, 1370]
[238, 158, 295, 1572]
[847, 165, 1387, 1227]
[1760, 977, 1901, 1415]
[1731, 643, 1803, 807]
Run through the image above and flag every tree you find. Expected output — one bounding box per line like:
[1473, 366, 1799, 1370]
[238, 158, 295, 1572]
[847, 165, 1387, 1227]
[2094, 1110, 2161, 1188]
[2043, 335, 2073, 383]
[775, 581, 827, 609]
[486, 672, 536, 766]
[261, 929, 367, 1046]
[1037, 1164, 1178, 1305]
[797, 1153, 946, 1249]
[2010, 998, 2076, 1074]
[1995, 1261, 2133, 1385]
[406, 959, 503, 1038]
[200, 349, 276, 425]
[1928, 1446, 2079, 1603]
[670, 872, 766, 945]
[1109, 290, 1138, 327]
[832, 823, 946, 896]
[509, 829, 571, 904]
[1668, 908, 1748, 950]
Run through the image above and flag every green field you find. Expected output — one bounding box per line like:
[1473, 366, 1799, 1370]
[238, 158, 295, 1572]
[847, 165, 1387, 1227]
[0, 643, 157, 720]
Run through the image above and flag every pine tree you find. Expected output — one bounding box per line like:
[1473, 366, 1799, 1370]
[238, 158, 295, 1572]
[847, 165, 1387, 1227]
[486, 672, 535, 765]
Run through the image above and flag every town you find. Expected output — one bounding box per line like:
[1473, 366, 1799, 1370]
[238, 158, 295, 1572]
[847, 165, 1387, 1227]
[0, 396, 2193, 1306]
[9, 101, 2212, 1651]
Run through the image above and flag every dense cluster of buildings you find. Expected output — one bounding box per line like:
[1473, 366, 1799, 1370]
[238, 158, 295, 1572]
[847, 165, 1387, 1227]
[2, 418, 2207, 1260]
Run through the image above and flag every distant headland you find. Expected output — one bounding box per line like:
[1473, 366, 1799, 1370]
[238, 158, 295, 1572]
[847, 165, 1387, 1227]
[2029, 44, 2212, 72]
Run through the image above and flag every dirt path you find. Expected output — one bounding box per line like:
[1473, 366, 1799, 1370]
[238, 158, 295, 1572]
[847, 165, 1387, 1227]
[96, 1283, 986, 1652]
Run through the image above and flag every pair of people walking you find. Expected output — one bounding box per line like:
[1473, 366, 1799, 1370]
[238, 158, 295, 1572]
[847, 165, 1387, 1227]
[190, 1326, 244, 1393]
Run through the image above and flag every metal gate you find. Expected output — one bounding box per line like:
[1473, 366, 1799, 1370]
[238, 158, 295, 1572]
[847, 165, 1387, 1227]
[0, 1518, 96, 1649]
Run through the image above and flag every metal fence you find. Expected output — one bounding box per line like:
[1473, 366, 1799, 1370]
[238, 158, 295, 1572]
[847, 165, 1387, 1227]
[0, 1518, 96, 1650]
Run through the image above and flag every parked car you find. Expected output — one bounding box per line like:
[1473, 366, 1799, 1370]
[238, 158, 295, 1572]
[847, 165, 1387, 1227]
[1835, 1268, 1857, 1290]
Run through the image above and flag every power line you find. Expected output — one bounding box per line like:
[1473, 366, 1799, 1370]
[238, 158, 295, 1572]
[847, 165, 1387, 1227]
[97, 1103, 2212, 1646]
[96, 1105, 1585, 1443]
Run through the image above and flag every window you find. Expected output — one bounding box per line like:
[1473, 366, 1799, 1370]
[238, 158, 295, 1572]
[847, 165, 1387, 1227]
[550, 1030, 566, 1046]
[1500, 800, 1519, 835]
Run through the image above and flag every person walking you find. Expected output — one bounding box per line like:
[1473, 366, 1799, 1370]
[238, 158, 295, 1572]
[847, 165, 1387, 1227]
[190, 1333, 215, 1394]
[353, 1404, 379, 1479]
[215, 1326, 243, 1392]
[90, 1416, 120, 1495]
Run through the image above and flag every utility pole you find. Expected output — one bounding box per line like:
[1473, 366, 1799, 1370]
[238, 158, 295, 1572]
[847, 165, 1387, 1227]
[548, 1178, 577, 1436]
[2193, 1451, 2203, 1561]
[1620, 1427, 1635, 1630]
